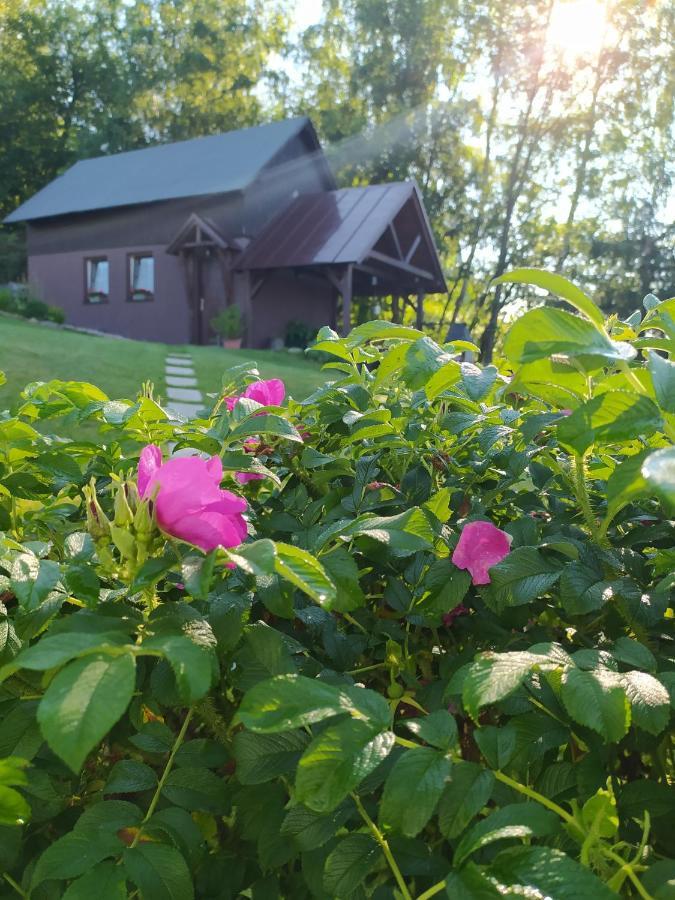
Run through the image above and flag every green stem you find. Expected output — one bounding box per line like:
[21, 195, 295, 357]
[346, 662, 387, 676]
[604, 849, 654, 900]
[493, 770, 578, 829]
[343, 612, 368, 635]
[415, 880, 446, 900]
[352, 793, 412, 900]
[130, 707, 193, 847]
[2, 873, 27, 898]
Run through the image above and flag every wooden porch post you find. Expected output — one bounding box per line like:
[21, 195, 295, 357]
[416, 292, 424, 330]
[392, 294, 401, 324]
[341, 264, 353, 337]
[236, 270, 253, 348]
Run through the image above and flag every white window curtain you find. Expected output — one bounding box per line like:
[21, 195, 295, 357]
[88, 259, 109, 295]
[131, 256, 154, 294]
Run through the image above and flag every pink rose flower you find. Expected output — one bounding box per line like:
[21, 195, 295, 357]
[442, 604, 470, 626]
[224, 378, 286, 411]
[451, 520, 512, 585]
[236, 471, 264, 484]
[138, 445, 247, 552]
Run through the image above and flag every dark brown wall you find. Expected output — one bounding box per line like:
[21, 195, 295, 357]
[249, 270, 335, 349]
[29, 244, 191, 344]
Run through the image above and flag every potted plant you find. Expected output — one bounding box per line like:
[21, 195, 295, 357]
[211, 305, 244, 349]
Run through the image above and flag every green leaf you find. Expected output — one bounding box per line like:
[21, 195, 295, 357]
[558, 392, 662, 454]
[10, 554, 60, 611]
[463, 652, 548, 719]
[321, 547, 365, 613]
[612, 637, 656, 672]
[323, 833, 379, 896]
[130, 550, 179, 593]
[642, 447, 675, 510]
[104, 760, 158, 794]
[232, 730, 309, 785]
[607, 451, 651, 515]
[495, 268, 605, 327]
[274, 542, 337, 608]
[0, 783, 30, 827]
[32, 831, 122, 885]
[65, 563, 100, 606]
[508, 357, 586, 406]
[486, 548, 561, 610]
[425, 359, 462, 400]
[229, 414, 303, 443]
[296, 719, 395, 812]
[236, 675, 347, 732]
[379, 747, 451, 836]
[346, 508, 435, 556]
[560, 668, 630, 742]
[142, 632, 215, 704]
[345, 320, 424, 347]
[473, 724, 516, 770]
[648, 351, 675, 413]
[504, 307, 634, 368]
[490, 846, 617, 899]
[226, 539, 276, 577]
[62, 861, 127, 900]
[181, 552, 217, 600]
[402, 337, 453, 390]
[124, 843, 194, 900]
[161, 767, 228, 814]
[559, 562, 611, 616]
[621, 671, 670, 735]
[12, 630, 130, 672]
[37, 653, 136, 772]
[444, 863, 502, 898]
[280, 803, 350, 852]
[404, 710, 458, 751]
[461, 363, 499, 401]
[454, 803, 559, 868]
[437, 761, 495, 839]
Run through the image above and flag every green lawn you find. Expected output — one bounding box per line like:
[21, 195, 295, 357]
[0, 314, 328, 416]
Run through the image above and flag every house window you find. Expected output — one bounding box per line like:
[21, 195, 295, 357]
[129, 254, 155, 302]
[85, 257, 109, 303]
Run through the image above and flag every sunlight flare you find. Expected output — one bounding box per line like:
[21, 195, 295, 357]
[548, 0, 609, 58]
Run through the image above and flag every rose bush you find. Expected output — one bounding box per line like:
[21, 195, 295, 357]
[0, 269, 673, 899]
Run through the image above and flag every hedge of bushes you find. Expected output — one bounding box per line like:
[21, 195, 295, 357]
[0, 287, 65, 324]
[0, 269, 673, 899]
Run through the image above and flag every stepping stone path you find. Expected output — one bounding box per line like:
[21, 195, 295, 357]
[164, 353, 205, 419]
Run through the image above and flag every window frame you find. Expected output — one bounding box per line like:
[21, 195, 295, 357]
[127, 252, 155, 303]
[84, 256, 110, 304]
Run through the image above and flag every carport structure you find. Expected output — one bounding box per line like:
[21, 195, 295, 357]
[235, 181, 447, 335]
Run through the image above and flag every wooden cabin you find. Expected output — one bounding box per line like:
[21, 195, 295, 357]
[5, 117, 446, 347]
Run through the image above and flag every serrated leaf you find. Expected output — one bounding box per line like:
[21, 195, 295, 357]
[33, 831, 122, 885]
[104, 760, 157, 794]
[437, 761, 495, 839]
[161, 767, 228, 814]
[558, 392, 662, 455]
[236, 675, 346, 732]
[37, 653, 136, 772]
[274, 542, 337, 608]
[323, 833, 379, 895]
[454, 803, 559, 867]
[463, 652, 547, 719]
[62, 861, 127, 900]
[560, 668, 630, 742]
[296, 719, 395, 812]
[648, 350, 675, 413]
[642, 447, 675, 510]
[487, 548, 561, 610]
[379, 747, 451, 836]
[404, 710, 458, 751]
[233, 730, 309, 784]
[124, 843, 194, 900]
[621, 671, 670, 735]
[490, 846, 617, 899]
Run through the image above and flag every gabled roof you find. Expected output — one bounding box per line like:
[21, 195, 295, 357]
[236, 182, 446, 293]
[6, 117, 329, 224]
[166, 213, 229, 255]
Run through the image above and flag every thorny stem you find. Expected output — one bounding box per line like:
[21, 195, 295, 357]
[352, 793, 412, 900]
[604, 848, 654, 900]
[130, 707, 193, 847]
[572, 453, 606, 545]
[492, 770, 578, 829]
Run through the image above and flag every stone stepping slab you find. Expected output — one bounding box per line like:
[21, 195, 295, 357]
[166, 374, 198, 388]
[166, 358, 194, 367]
[166, 365, 196, 377]
[166, 386, 202, 402]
